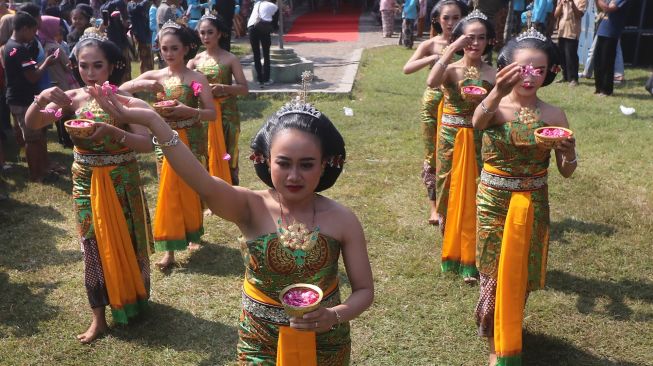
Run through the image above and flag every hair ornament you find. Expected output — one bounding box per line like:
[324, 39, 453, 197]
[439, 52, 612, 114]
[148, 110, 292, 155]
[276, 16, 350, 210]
[464, 8, 487, 21]
[114, 60, 126, 70]
[276, 71, 322, 119]
[79, 27, 108, 42]
[516, 27, 547, 43]
[327, 155, 345, 168]
[550, 64, 561, 74]
[249, 152, 266, 164]
[201, 12, 217, 20]
[161, 19, 182, 30]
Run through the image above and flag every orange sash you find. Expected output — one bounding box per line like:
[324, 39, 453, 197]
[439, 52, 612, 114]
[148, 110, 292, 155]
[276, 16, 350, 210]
[243, 280, 339, 366]
[485, 165, 536, 366]
[90, 166, 147, 323]
[153, 129, 203, 251]
[207, 97, 232, 184]
[441, 127, 478, 275]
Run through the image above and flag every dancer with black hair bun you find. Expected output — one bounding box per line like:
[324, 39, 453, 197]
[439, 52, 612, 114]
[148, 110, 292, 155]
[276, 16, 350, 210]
[403, 0, 467, 226]
[472, 28, 576, 366]
[426, 9, 496, 283]
[189, 14, 248, 186]
[88, 72, 373, 365]
[25, 28, 154, 343]
[120, 20, 216, 270]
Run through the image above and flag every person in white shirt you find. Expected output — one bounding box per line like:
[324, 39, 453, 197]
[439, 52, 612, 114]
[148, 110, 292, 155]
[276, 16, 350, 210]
[247, 0, 277, 87]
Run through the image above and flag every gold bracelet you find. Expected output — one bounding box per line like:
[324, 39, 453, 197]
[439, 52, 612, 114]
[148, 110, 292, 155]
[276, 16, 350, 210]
[152, 130, 180, 147]
[480, 100, 496, 114]
[330, 308, 342, 330]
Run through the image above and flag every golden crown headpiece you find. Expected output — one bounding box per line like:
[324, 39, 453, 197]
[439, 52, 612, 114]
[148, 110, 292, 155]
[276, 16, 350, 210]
[161, 19, 183, 30]
[79, 27, 108, 42]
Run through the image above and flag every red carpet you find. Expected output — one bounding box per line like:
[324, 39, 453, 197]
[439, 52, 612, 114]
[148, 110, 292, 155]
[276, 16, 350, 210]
[284, 5, 362, 42]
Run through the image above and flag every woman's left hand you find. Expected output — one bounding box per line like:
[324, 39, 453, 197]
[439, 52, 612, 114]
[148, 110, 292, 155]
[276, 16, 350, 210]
[83, 122, 118, 141]
[555, 136, 576, 159]
[289, 307, 338, 333]
[162, 101, 195, 120]
[86, 84, 153, 127]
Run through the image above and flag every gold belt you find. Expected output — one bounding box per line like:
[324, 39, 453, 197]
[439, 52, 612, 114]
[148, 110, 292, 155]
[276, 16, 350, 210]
[480, 169, 547, 192]
[242, 287, 341, 325]
[73, 150, 136, 167]
[167, 117, 200, 130]
[441, 113, 473, 128]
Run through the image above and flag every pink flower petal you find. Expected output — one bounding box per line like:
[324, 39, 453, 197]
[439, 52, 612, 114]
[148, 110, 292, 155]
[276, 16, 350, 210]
[84, 111, 94, 119]
[40, 108, 56, 114]
[222, 153, 231, 161]
[9, 47, 16, 57]
[54, 108, 63, 118]
[190, 81, 202, 96]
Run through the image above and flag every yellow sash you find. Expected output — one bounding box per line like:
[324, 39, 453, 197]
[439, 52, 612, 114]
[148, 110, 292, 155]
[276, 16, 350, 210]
[441, 127, 478, 273]
[90, 165, 147, 323]
[434, 98, 444, 157]
[207, 97, 232, 184]
[153, 129, 203, 248]
[243, 280, 339, 366]
[485, 164, 536, 366]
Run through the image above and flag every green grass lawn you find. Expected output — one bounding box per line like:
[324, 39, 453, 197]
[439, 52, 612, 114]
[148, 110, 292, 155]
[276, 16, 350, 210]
[0, 46, 652, 365]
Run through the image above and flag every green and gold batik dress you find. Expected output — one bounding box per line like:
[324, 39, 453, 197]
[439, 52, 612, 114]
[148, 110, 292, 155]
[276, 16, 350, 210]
[196, 57, 241, 185]
[72, 99, 153, 323]
[435, 72, 492, 277]
[475, 116, 552, 366]
[152, 80, 207, 251]
[238, 232, 351, 365]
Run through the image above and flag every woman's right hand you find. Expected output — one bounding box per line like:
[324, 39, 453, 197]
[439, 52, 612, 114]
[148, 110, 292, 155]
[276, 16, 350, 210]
[86, 85, 154, 127]
[495, 62, 523, 97]
[39, 86, 72, 107]
[450, 34, 473, 52]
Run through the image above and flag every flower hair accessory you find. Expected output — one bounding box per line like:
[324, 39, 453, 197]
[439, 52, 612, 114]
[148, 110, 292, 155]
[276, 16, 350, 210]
[516, 27, 547, 42]
[190, 80, 202, 96]
[276, 71, 322, 119]
[550, 64, 561, 73]
[327, 155, 345, 168]
[249, 152, 266, 164]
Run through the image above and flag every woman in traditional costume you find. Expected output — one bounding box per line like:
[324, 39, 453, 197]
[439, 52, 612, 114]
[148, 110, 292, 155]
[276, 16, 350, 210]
[120, 20, 216, 270]
[426, 9, 496, 283]
[188, 14, 248, 186]
[87, 72, 374, 365]
[471, 28, 577, 366]
[26, 29, 154, 343]
[403, 0, 467, 225]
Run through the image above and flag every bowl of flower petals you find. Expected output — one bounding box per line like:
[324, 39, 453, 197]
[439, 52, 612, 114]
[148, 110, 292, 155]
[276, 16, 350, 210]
[534, 126, 573, 149]
[279, 283, 324, 318]
[460, 85, 487, 103]
[153, 100, 177, 116]
[64, 119, 96, 138]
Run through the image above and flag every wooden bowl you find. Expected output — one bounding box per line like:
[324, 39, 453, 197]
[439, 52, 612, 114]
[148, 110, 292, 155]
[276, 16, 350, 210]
[279, 284, 323, 318]
[153, 100, 177, 116]
[460, 85, 487, 103]
[64, 119, 96, 138]
[534, 127, 574, 149]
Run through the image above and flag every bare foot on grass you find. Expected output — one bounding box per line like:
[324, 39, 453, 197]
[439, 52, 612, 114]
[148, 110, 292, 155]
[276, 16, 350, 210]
[188, 242, 201, 251]
[155, 252, 176, 271]
[203, 208, 213, 216]
[77, 309, 107, 344]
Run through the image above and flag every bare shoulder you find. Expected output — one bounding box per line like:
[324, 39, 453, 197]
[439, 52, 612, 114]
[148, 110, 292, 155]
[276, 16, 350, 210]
[189, 68, 209, 82]
[539, 101, 568, 127]
[317, 195, 362, 241]
[139, 69, 162, 80]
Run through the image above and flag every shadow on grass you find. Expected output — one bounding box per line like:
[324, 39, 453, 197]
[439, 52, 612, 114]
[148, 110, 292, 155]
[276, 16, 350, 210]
[0, 272, 59, 338]
[549, 218, 616, 244]
[185, 241, 243, 277]
[112, 302, 238, 365]
[523, 331, 644, 366]
[547, 270, 653, 322]
[0, 199, 79, 271]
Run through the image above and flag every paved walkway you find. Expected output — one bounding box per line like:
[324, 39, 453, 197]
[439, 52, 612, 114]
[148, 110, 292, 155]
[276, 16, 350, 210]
[234, 9, 399, 94]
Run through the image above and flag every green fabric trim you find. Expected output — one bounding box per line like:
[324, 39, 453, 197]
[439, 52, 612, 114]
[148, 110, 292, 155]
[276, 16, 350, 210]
[111, 299, 149, 324]
[460, 264, 479, 278]
[441, 260, 460, 273]
[154, 227, 205, 252]
[497, 354, 522, 366]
